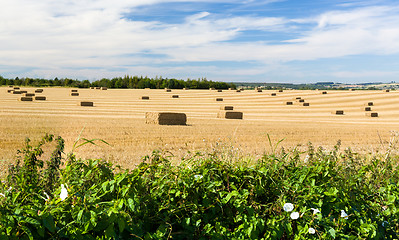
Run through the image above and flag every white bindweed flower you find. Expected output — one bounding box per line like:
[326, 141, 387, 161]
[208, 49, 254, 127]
[194, 175, 203, 180]
[340, 210, 348, 219]
[0, 193, 5, 197]
[283, 203, 294, 212]
[290, 212, 300, 220]
[60, 184, 68, 201]
[311, 208, 321, 215]
[308, 227, 316, 234]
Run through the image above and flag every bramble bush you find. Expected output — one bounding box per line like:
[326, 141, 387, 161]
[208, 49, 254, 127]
[0, 134, 398, 239]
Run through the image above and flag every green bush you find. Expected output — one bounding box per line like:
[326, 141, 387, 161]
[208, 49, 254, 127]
[0, 135, 398, 239]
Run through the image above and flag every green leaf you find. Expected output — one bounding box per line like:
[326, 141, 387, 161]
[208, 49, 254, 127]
[20, 226, 33, 240]
[127, 198, 135, 212]
[43, 214, 56, 233]
[118, 218, 126, 233]
[77, 210, 84, 222]
[24, 217, 40, 226]
[105, 223, 115, 238]
[328, 228, 336, 238]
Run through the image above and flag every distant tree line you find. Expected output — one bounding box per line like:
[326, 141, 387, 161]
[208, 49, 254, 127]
[0, 75, 236, 90]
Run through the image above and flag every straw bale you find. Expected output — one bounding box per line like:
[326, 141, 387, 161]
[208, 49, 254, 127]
[271, 93, 277, 96]
[90, 87, 95, 89]
[366, 112, 378, 117]
[183, 88, 189, 90]
[256, 89, 262, 92]
[20, 97, 33, 101]
[35, 96, 46, 101]
[302, 103, 310, 106]
[322, 91, 327, 94]
[228, 88, 232, 90]
[166, 89, 172, 92]
[236, 90, 241, 92]
[13, 87, 20, 90]
[7, 90, 13, 93]
[24, 93, 35, 97]
[295, 97, 301, 100]
[217, 89, 223, 92]
[210, 88, 215, 90]
[96, 87, 101, 89]
[20, 91, 27, 94]
[35, 89, 43, 93]
[298, 99, 305, 103]
[9, 86, 13, 88]
[13, 91, 21, 94]
[365, 102, 374, 106]
[333, 110, 344, 115]
[286, 101, 293, 105]
[141, 96, 150, 100]
[101, 87, 107, 90]
[220, 106, 234, 110]
[71, 89, 78, 92]
[278, 90, 283, 92]
[216, 98, 223, 101]
[172, 95, 179, 98]
[364, 107, 372, 111]
[145, 112, 187, 125]
[350, 89, 356, 91]
[71, 92, 79, 96]
[384, 89, 390, 92]
[217, 111, 243, 119]
[80, 101, 93, 107]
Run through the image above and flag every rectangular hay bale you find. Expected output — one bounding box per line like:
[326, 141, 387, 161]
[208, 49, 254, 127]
[216, 98, 223, 101]
[71, 92, 79, 96]
[71, 89, 78, 92]
[366, 112, 378, 117]
[145, 112, 187, 125]
[80, 101, 93, 107]
[364, 107, 372, 111]
[322, 91, 327, 94]
[24, 93, 35, 97]
[166, 89, 172, 92]
[101, 87, 107, 90]
[366, 102, 374, 106]
[217, 111, 243, 119]
[333, 110, 344, 115]
[13, 87, 20, 90]
[286, 102, 293, 105]
[172, 95, 179, 98]
[20, 97, 33, 101]
[35, 96, 46, 101]
[298, 99, 305, 103]
[7, 89, 13, 93]
[271, 93, 276, 96]
[13, 91, 21, 94]
[220, 106, 234, 110]
[302, 102, 310, 106]
[141, 96, 150, 100]
[35, 89, 43, 93]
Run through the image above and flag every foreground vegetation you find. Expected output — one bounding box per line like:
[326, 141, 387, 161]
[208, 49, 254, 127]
[0, 134, 398, 239]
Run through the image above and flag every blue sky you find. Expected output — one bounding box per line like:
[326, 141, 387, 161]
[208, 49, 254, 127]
[1, 0, 399, 83]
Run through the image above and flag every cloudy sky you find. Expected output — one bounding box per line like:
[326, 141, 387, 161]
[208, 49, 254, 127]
[1, 0, 399, 83]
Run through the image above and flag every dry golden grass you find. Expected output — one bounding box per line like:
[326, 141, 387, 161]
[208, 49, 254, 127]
[1, 87, 399, 177]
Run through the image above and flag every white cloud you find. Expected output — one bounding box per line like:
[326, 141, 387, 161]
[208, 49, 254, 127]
[1, 0, 399, 82]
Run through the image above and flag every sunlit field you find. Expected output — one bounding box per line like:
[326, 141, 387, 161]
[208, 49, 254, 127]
[1, 87, 399, 176]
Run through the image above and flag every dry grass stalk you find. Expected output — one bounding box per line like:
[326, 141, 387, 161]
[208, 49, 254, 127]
[145, 112, 187, 125]
[217, 111, 243, 119]
[220, 106, 234, 110]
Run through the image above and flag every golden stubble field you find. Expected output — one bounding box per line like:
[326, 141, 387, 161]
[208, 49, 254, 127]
[1, 86, 399, 176]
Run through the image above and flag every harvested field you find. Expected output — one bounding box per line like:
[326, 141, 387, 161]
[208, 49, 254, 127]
[1, 87, 399, 178]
